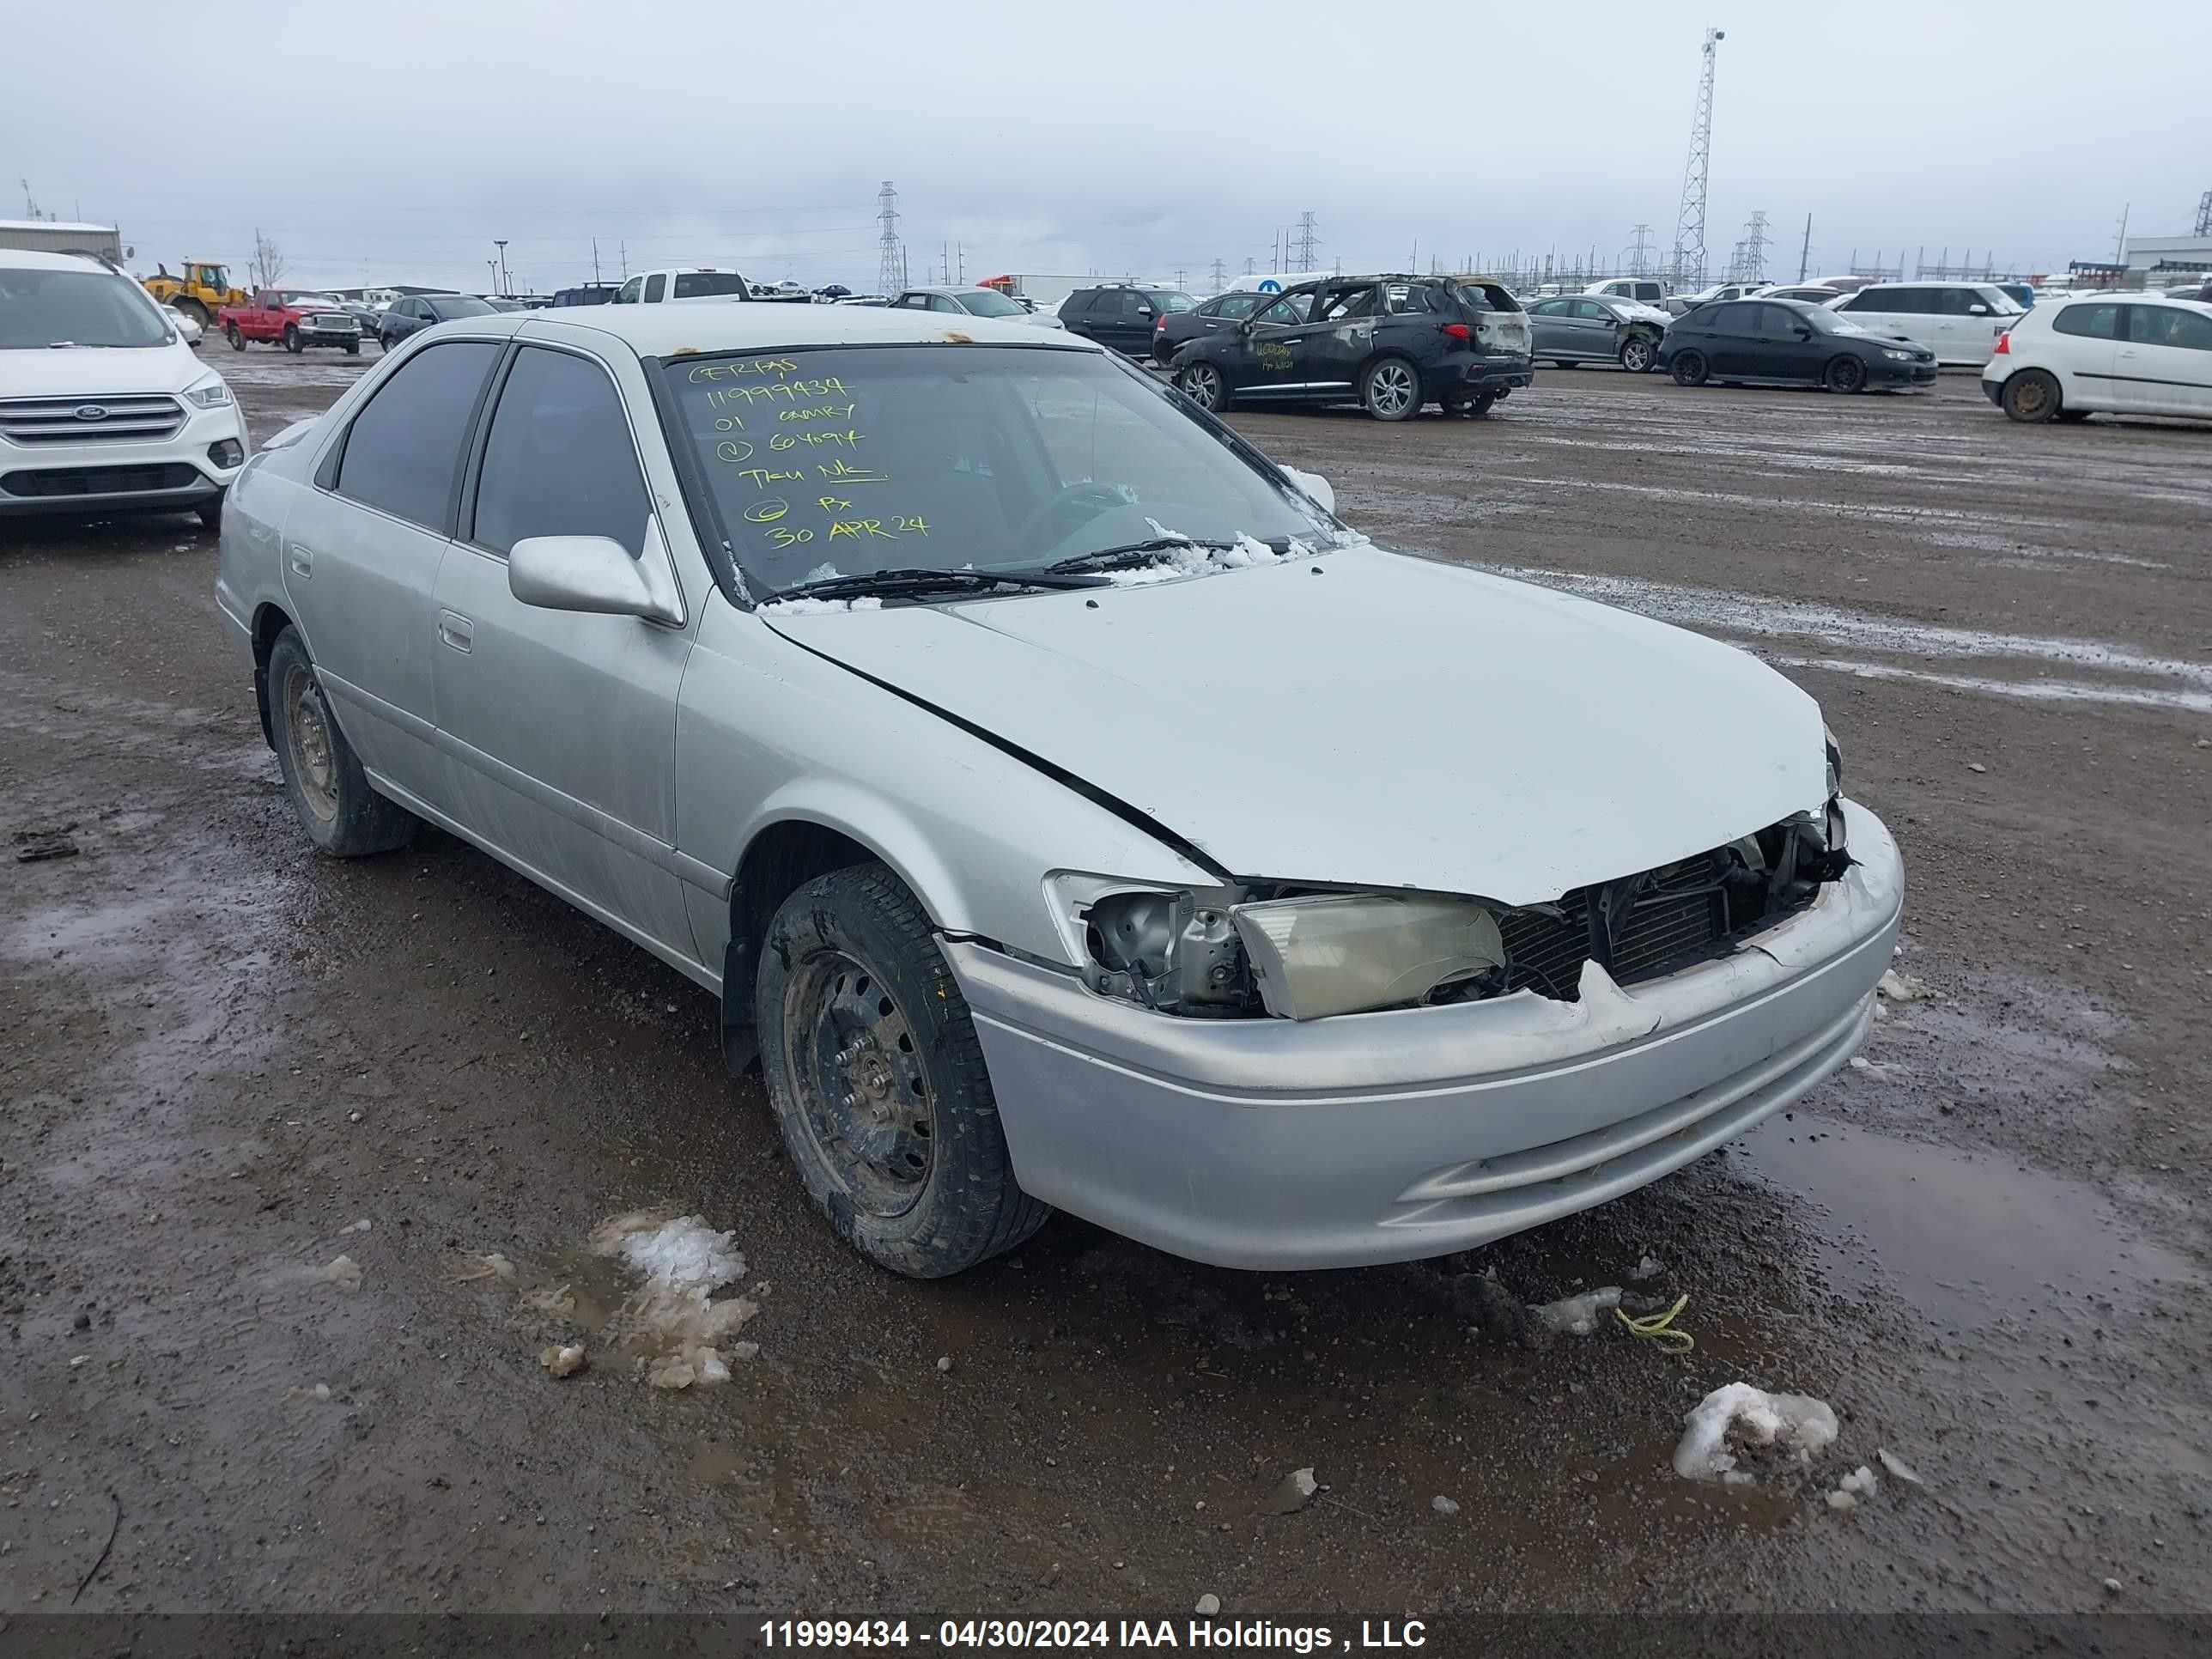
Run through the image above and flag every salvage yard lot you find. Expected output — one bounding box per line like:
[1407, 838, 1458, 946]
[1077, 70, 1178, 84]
[2, 349, 2207, 1620]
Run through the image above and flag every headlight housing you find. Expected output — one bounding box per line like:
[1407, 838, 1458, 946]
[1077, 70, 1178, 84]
[1231, 892, 1504, 1021]
[1882, 348, 1913, 362]
[183, 374, 234, 409]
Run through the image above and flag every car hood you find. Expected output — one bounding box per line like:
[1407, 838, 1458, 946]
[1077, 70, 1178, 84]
[760, 544, 1827, 903]
[0, 339, 210, 396]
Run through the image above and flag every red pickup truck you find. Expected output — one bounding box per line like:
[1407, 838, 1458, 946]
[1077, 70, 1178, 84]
[219, 289, 363, 355]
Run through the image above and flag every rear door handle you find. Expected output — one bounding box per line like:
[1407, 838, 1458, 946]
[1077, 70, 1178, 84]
[438, 611, 474, 653]
[286, 544, 314, 579]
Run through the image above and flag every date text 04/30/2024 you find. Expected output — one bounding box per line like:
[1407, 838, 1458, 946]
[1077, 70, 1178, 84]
[757, 1619, 1429, 1650]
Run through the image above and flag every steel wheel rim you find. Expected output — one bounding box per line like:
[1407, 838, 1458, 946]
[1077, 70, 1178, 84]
[282, 664, 338, 823]
[787, 949, 935, 1218]
[2015, 380, 2049, 416]
[1370, 362, 1413, 415]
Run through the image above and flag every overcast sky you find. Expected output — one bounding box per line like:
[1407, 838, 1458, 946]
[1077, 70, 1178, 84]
[9, 2, 2206, 294]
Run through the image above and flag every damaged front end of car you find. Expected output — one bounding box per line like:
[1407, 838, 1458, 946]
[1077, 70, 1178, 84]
[1053, 799, 1854, 1024]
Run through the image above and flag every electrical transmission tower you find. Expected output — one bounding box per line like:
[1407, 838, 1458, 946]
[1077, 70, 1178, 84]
[1726, 209, 1770, 283]
[1295, 211, 1319, 272]
[2196, 190, 2212, 239]
[1208, 258, 1226, 292]
[876, 181, 902, 298]
[1623, 223, 1656, 276]
[1670, 27, 1724, 289]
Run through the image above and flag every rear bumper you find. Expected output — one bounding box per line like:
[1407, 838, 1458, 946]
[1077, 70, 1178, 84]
[1449, 355, 1535, 394]
[952, 800, 1903, 1270]
[1981, 374, 2006, 406]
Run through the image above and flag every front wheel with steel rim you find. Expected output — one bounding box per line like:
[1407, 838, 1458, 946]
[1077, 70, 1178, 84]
[1361, 356, 1421, 421]
[757, 864, 1050, 1277]
[1824, 355, 1869, 394]
[2001, 369, 2061, 423]
[1619, 335, 1656, 374]
[264, 627, 417, 857]
[1671, 349, 1709, 386]
[1176, 361, 1230, 413]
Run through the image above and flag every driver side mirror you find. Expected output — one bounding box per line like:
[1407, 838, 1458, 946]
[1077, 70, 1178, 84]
[509, 535, 683, 625]
[1794, 325, 1814, 340]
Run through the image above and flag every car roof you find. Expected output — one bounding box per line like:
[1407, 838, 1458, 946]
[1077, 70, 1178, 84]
[0, 248, 112, 272]
[509, 302, 1109, 358]
[902, 284, 1006, 296]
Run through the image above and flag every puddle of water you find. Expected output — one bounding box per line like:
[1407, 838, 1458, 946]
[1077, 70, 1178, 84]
[1741, 1115, 2196, 1328]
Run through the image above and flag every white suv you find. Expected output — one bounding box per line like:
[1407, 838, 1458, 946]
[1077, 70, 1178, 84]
[1824, 283, 2025, 367]
[612, 267, 752, 305]
[1983, 295, 2212, 423]
[1, 251, 246, 529]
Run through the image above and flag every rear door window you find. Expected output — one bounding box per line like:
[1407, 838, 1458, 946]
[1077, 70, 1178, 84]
[471, 347, 650, 557]
[335, 341, 500, 531]
[2052, 303, 2119, 339]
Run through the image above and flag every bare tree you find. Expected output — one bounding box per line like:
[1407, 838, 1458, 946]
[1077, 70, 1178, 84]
[249, 228, 288, 290]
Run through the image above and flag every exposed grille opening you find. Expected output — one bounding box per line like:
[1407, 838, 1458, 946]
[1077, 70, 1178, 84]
[1492, 817, 1841, 1003]
[2, 463, 203, 498]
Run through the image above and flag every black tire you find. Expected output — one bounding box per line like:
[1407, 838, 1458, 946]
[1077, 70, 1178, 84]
[1175, 361, 1231, 414]
[757, 864, 1049, 1278]
[2056, 408, 2092, 423]
[1671, 349, 1709, 386]
[1619, 335, 1656, 374]
[177, 298, 210, 327]
[1552, 360, 1579, 370]
[1824, 355, 1869, 394]
[343, 341, 360, 356]
[226, 322, 246, 352]
[195, 498, 223, 532]
[2001, 369, 2062, 423]
[283, 324, 303, 354]
[265, 628, 416, 858]
[1360, 355, 1422, 421]
[1445, 390, 1500, 418]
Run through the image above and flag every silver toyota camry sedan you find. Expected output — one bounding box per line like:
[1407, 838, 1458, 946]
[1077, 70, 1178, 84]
[215, 303, 1902, 1278]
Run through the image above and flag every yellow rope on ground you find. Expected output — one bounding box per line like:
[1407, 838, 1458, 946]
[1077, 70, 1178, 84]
[1616, 1293, 1694, 1352]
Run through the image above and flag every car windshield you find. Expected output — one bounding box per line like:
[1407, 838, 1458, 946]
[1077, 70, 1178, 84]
[1794, 306, 1850, 333]
[428, 296, 498, 319]
[955, 289, 1026, 318]
[0, 266, 173, 349]
[664, 343, 1342, 599]
[280, 291, 342, 306]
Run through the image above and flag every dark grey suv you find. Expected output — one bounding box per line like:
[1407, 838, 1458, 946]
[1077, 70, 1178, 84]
[1059, 284, 1197, 356]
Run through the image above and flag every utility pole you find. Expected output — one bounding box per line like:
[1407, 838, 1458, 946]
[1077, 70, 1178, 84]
[619, 240, 628, 277]
[940, 241, 950, 284]
[495, 239, 509, 296]
[1244, 256, 1255, 276]
[877, 181, 903, 299]
[957, 242, 963, 283]
[1296, 211, 1319, 272]
[1797, 212, 1812, 281]
[2113, 202, 2130, 263]
[592, 238, 601, 283]
[1670, 27, 1724, 289]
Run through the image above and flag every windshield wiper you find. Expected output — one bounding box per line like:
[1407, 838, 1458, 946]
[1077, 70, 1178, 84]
[768, 566, 1105, 604]
[1042, 536, 1237, 575]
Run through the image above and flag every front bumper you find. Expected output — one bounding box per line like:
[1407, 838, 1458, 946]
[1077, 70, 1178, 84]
[1875, 361, 1939, 388]
[0, 404, 247, 518]
[298, 328, 360, 348]
[951, 800, 1902, 1270]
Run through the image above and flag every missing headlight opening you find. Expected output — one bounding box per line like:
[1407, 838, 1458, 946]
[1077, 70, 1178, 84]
[1079, 811, 1852, 1021]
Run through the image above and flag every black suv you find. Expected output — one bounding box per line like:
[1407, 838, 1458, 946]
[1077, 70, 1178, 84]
[1059, 284, 1197, 356]
[1167, 275, 1534, 420]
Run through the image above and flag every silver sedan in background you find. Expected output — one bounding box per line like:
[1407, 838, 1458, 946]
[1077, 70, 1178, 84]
[215, 304, 1900, 1278]
[1525, 294, 1671, 371]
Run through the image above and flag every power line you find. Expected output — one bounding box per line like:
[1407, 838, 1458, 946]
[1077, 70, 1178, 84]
[1671, 27, 1724, 289]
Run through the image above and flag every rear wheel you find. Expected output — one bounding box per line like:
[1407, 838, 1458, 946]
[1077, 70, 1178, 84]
[1824, 355, 1869, 394]
[2002, 370, 2062, 422]
[757, 864, 1050, 1277]
[283, 324, 302, 354]
[265, 628, 417, 858]
[1671, 349, 1709, 386]
[1444, 390, 1500, 418]
[1175, 361, 1230, 414]
[1360, 356, 1421, 421]
[1619, 336, 1656, 374]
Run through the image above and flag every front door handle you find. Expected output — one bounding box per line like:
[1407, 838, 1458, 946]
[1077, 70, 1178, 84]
[438, 610, 474, 653]
[286, 544, 314, 579]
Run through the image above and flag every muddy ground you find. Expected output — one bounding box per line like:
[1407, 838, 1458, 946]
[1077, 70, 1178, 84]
[2, 344, 2207, 1636]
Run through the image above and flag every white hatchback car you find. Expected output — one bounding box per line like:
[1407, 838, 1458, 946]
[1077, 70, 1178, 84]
[1983, 295, 2212, 423]
[1824, 283, 2025, 367]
